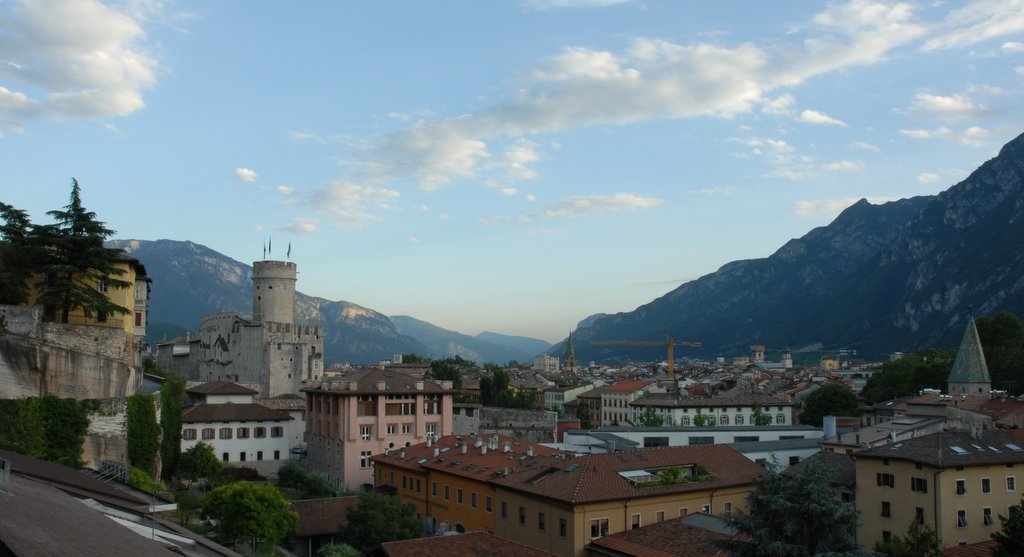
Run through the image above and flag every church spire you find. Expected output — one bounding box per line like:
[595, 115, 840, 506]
[563, 330, 577, 374]
[948, 314, 991, 396]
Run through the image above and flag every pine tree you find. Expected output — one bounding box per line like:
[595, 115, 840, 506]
[993, 497, 1024, 557]
[30, 178, 131, 323]
[0, 202, 39, 305]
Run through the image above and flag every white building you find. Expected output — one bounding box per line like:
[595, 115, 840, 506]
[630, 392, 796, 427]
[532, 354, 559, 374]
[181, 381, 293, 474]
[544, 381, 604, 413]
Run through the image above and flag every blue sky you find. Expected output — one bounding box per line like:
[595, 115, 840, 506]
[1, 0, 1022, 343]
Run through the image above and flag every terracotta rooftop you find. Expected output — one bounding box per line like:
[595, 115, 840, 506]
[182, 402, 293, 423]
[587, 513, 734, 557]
[604, 379, 653, 393]
[373, 434, 563, 481]
[381, 531, 557, 557]
[787, 451, 857, 488]
[290, 496, 359, 537]
[941, 539, 998, 557]
[492, 444, 765, 505]
[855, 430, 1024, 468]
[187, 381, 259, 396]
[258, 393, 307, 411]
[302, 367, 454, 395]
[0, 448, 149, 507]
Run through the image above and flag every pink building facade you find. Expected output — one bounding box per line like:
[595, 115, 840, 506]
[302, 368, 455, 490]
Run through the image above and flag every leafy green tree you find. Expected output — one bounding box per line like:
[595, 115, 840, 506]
[179, 442, 222, 488]
[873, 519, 941, 557]
[38, 395, 90, 467]
[427, 358, 465, 390]
[576, 401, 593, 429]
[752, 402, 773, 426]
[201, 481, 297, 554]
[694, 413, 713, 427]
[29, 179, 131, 323]
[343, 492, 421, 553]
[714, 460, 868, 557]
[317, 544, 361, 557]
[126, 394, 160, 472]
[176, 490, 202, 525]
[160, 374, 186, 481]
[400, 353, 429, 364]
[860, 349, 954, 404]
[0, 202, 40, 305]
[799, 384, 859, 427]
[639, 406, 664, 427]
[276, 460, 337, 498]
[993, 496, 1024, 557]
[976, 312, 1024, 394]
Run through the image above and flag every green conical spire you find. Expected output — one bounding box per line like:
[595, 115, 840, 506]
[949, 315, 991, 384]
[563, 330, 577, 371]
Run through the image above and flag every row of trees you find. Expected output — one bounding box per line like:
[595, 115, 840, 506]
[0, 179, 132, 322]
[0, 396, 91, 467]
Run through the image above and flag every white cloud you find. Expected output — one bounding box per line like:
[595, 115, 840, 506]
[282, 217, 319, 235]
[900, 126, 993, 146]
[1004, 41, 1024, 52]
[791, 196, 896, 217]
[798, 109, 847, 126]
[911, 92, 985, 119]
[524, 0, 631, 10]
[525, 194, 536, 202]
[923, 0, 1024, 51]
[761, 94, 796, 116]
[1016, 66, 1024, 76]
[691, 186, 737, 196]
[822, 160, 864, 172]
[0, 0, 158, 124]
[307, 180, 401, 228]
[234, 168, 258, 182]
[849, 141, 880, 152]
[408, 236, 420, 244]
[917, 172, 942, 183]
[487, 192, 662, 224]
[501, 187, 518, 196]
[277, 186, 296, 196]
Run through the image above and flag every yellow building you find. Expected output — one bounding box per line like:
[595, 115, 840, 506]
[855, 430, 1024, 547]
[373, 434, 560, 534]
[492, 444, 764, 557]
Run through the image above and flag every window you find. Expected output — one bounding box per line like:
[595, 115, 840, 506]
[956, 479, 966, 495]
[679, 508, 688, 517]
[471, 492, 477, 509]
[219, 427, 232, 439]
[590, 518, 609, 539]
[457, 488, 464, 505]
[957, 509, 968, 528]
[97, 277, 108, 292]
[519, 506, 526, 527]
[202, 428, 215, 440]
[559, 518, 567, 538]
[222, 452, 229, 462]
[735, 414, 745, 425]
[882, 531, 892, 543]
[701, 505, 710, 514]
[776, 414, 785, 424]
[486, 496, 492, 513]
[387, 424, 396, 435]
[271, 426, 284, 438]
[239, 452, 246, 462]
[361, 425, 372, 441]
[631, 513, 641, 529]
[183, 428, 197, 441]
[881, 501, 891, 518]
[135, 312, 143, 327]
[680, 416, 690, 426]
[983, 477, 992, 493]
[789, 456, 800, 466]
[357, 395, 375, 416]
[257, 451, 263, 461]
[402, 476, 407, 489]
[254, 426, 267, 438]
[656, 511, 665, 522]
[538, 512, 546, 532]
[236, 427, 249, 439]
[720, 415, 729, 425]
[724, 502, 733, 515]
[877, 473, 895, 488]
[402, 424, 412, 434]
[688, 436, 714, 445]
[360, 450, 372, 468]
[911, 477, 928, 493]
[432, 481, 437, 497]
[274, 450, 280, 460]
[501, 502, 508, 520]
[1009, 477, 1017, 492]
[984, 507, 994, 526]
[426, 423, 437, 435]
[444, 485, 451, 500]
[916, 507, 925, 523]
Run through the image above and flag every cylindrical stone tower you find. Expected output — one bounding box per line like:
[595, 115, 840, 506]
[252, 261, 296, 324]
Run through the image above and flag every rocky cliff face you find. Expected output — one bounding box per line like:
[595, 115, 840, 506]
[569, 133, 1024, 361]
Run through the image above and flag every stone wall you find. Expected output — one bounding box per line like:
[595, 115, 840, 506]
[478, 407, 558, 443]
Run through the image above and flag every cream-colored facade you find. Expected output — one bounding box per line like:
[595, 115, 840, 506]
[856, 431, 1024, 547]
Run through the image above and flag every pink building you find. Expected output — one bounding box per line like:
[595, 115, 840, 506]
[302, 367, 456, 490]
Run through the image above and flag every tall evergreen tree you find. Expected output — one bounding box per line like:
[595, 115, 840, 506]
[0, 202, 39, 305]
[714, 460, 868, 557]
[30, 178, 131, 323]
[159, 374, 186, 481]
[126, 394, 160, 473]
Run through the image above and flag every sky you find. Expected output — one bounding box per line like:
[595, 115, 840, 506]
[2, 0, 1023, 344]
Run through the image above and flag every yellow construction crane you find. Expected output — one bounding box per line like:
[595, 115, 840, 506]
[590, 336, 701, 376]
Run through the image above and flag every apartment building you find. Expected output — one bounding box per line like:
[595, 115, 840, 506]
[302, 368, 456, 490]
[492, 444, 764, 557]
[372, 434, 560, 535]
[855, 430, 1024, 547]
[600, 380, 654, 426]
[630, 392, 795, 427]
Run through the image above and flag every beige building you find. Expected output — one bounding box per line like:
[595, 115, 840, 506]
[855, 430, 1024, 547]
[491, 444, 764, 557]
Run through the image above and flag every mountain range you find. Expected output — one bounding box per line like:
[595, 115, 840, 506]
[117, 132, 1024, 367]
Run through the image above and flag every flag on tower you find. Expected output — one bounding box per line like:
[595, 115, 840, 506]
[287, 242, 291, 258]
[268, 237, 272, 256]
[263, 242, 266, 260]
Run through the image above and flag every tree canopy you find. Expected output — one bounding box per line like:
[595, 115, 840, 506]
[159, 373, 186, 481]
[993, 496, 1024, 557]
[714, 460, 868, 557]
[0, 396, 90, 467]
[126, 394, 160, 473]
[178, 442, 222, 488]
[873, 519, 941, 557]
[859, 349, 954, 404]
[0, 202, 37, 305]
[799, 383, 859, 427]
[576, 400, 593, 429]
[976, 312, 1024, 394]
[343, 492, 421, 553]
[201, 481, 296, 554]
[639, 406, 664, 427]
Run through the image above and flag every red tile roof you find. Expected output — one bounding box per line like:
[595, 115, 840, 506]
[182, 402, 292, 423]
[373, 434, 562, 481]
[492, 444, 765, 505]
[187, 381, 258, 396]
[291, 496, 359, 537]
[381, 531, 557, 557]
[941, 539, 997, 557]
[605, 379, 653, 393]
[588, 514, 732, 557]
[302, 367, 455, 395]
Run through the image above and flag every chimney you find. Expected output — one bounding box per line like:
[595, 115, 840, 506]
[415, 381, 424, 391]
[400, 449, 406, 459]
[461, 444, 468, 455]
[434, 447, 440, 457]
[527, 446, 534, 457]
[376, 381, 387, 390]
[427, 436, 433, 448]
[0, 458, 9, 492]
[503, 442, 511, 453]
[481, 445, 488, 455]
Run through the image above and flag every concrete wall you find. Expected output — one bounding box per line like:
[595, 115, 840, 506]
[478, 407, 558, 443]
